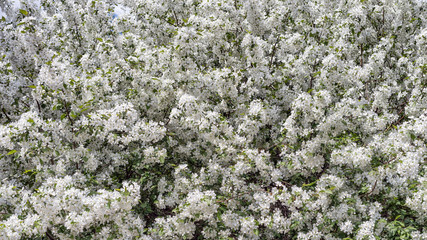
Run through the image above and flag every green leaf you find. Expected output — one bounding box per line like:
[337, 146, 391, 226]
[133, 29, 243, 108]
[302, 180, 317, 188]
[96, 37, 103, 42]
[159, 156, 165, 164]
[19, 9, 28, 16]
[313, 71, 321, 77]
[28, 85, 36, 89]
[7, 150, 17, 155]
[324, 189, 333, 194]
[23, 169, 35, 174]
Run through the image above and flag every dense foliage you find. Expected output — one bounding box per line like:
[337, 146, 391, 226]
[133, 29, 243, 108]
[1, 0, 427, 239]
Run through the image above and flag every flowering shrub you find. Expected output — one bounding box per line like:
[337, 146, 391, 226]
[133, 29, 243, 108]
[1, 0, 427, 239]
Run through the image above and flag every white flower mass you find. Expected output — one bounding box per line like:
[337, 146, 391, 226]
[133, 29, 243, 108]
[0, 0, 426, 239]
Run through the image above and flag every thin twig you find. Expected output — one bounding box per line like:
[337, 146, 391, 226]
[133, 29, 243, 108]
[382, 8, 385, 37]
[281, 180, 292, 188]
[269, 36, 280, 69]
[363, 180, 378, 197]
[267, 140, 286, 151]
[216, 192, 249, 204]
[60, 96, 78, 150]
[383, 113, 405, 132]
[1, 108, 11, 122]
[383, 88, 423, 133]
[36, 99, 42, 113]
[63, 100, 74, 126]
[74, 22, 82, 49]
[46, 229, 56, 240]
[172, 9, 180, 27]
[383, 156, 397, 165]
[216, 188, 269, 204]
[20, 68, 34, 83]
[20, 100, 30, 108]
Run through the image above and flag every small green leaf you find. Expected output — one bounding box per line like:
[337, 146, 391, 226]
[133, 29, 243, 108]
[24, 169, 35, 174]
[324, 189, 333, 194]
[28, 85, 36, 89]
[19, 9, 28, 16]
[96, 37, 103, 42]
[302, 180, 317, 188]
[27, 118, 34, 123]
[7, 150, 17, 155]
[313, 71, 321, 77]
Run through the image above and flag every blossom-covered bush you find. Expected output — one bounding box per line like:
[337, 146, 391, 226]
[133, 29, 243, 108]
[1, 0, 426, 239]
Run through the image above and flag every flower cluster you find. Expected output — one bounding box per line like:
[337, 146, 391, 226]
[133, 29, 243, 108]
[0, 0, 426, 239]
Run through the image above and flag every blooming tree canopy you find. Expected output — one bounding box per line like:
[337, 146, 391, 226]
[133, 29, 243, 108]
[1, 0, 427, 239]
